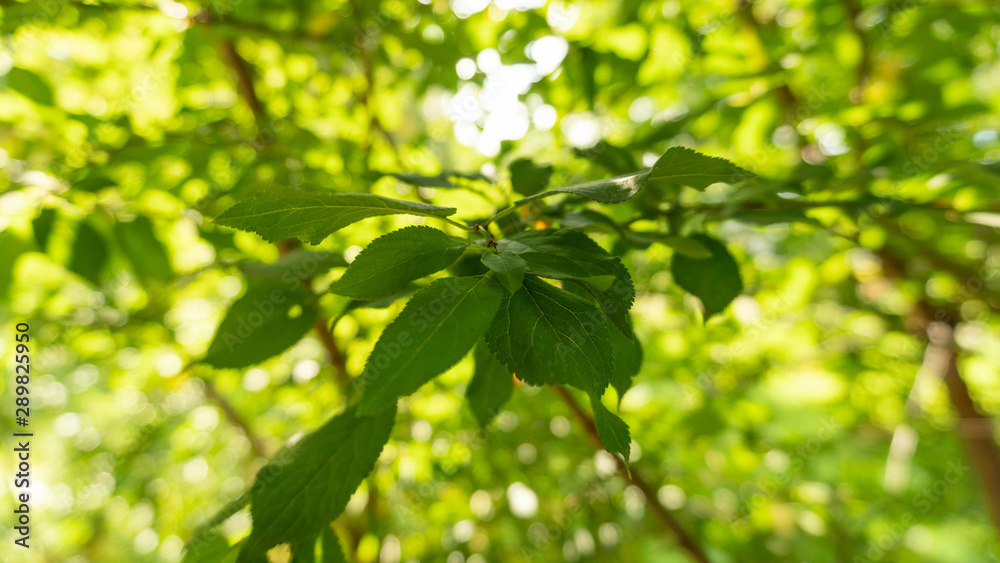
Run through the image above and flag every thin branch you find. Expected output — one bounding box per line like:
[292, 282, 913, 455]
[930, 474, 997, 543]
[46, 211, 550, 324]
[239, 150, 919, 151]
[551, 386, 712, 563]
[200, 376, 270, 458]
[219, 40, 265, 121]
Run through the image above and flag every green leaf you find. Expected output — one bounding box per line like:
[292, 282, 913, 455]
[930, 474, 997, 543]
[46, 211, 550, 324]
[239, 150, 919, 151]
[203, 279, 318, 368]
[321, 527, 347, 563]
[591, 396, 631, 461]
[486, 276, 613, 395]
[480, 250, 526, 293]
[648, 146, 752, 189]
[509, 158, 553, 196]
[357, 275, 504, 415]
[331, 226, 466, 299]
[182, 534, 239, 563]
[385, 171, 486, 188]
[670, 234, 742, 318]
[241, 249, 348, 280]
[513, 169, 649, 206]
[215, 187, 458, 245]
[240, 405, 396, 561]
[609, 318, 642, 402]
[0, 230, 29, 299]
[115, 216, 174, 281]
[291, 538, 317, 563]
[69, 220, 109, 285]
[32, 208, 56, 251]
[6, 67, 54, 105]
[466, 340, 514, 427]
[499, 230, 635, 338]
[626, 232, 712, 259]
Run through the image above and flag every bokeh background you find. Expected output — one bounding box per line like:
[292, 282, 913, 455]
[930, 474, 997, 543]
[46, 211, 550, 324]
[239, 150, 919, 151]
[2, 0, 1000, 561]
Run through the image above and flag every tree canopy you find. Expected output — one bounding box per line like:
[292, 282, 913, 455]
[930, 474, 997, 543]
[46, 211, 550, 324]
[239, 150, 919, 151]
[1, 0, 1000, 562]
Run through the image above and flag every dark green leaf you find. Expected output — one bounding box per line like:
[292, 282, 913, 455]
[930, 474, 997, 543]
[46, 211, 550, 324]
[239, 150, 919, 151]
[648, 146, 752, 189]
[499, 230, 635, 338]
[509, 158, 553, 196]
[609, 318, 642, 401]
[241, 249, 348, 280]
[321, 528, 347, 563]
[670, 234, 742, 318]
[215, 187, 458, 245]
[203, 279, 318, 368]
[466, 340, 514, 427]
[291, 538, 317, 563]
[240, 405, 396, 560]
[357, 275, 504, 415]
[480, 250, 526, 293]
[331, 226, 466, 299]
[69, 220, 108, 285]
[32, 208, 56, 251]
[591, 396, 631, 461]
[486, 276, 613, 395]
[6, 67, 54, 105]
[115, 216, 174, 281]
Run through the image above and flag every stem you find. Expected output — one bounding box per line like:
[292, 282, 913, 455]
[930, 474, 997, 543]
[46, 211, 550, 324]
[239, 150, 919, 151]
[483, 204, 520, 227]
[551, 386, 712, 563]
[200, 376, 270, 458]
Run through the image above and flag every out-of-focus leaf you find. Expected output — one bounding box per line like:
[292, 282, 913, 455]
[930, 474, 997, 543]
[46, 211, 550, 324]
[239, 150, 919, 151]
[509, 158, 553, 196]
[240, 406, 396, 560]
[215, 187, 458, 244]
[466, 340, 514, 427]
[627, 232, 712, 258]
[241, 249, 348, 279]
[357, 275, 503, 415]
[115, 216, 173, 281]
[671, 234, 742, 318]
[330, 226, 466, 299]
[0, 230, 29, 298]
[6, 67, 54, 105]
[32, 208, 56, 251]
[202, 279, 318, 368]
[69, 220, 109, 285]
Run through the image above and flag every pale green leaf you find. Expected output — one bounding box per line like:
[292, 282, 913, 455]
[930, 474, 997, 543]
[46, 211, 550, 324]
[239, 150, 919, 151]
[215, 187, 458, 245]
[331, 226, 466, 299]
[357, 275, 504, 415]
[241, 249, 347, 280]
[648, 146, 752, 189]
[480, 250, 526, 293]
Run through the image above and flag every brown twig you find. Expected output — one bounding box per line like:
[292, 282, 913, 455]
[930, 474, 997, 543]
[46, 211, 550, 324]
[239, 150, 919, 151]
[200, 376, 270, 458]
[219, 40, 265, 121]
[551, 386, 712, 563]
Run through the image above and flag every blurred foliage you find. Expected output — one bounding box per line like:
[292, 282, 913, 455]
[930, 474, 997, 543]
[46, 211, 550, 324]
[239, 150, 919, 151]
[2, 0, 1000, 562]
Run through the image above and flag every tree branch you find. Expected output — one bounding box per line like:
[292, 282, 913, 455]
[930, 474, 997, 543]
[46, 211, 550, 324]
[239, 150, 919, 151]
[200, 376, 270, 458]
[551, 386, 712, 563]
